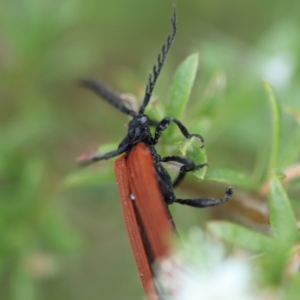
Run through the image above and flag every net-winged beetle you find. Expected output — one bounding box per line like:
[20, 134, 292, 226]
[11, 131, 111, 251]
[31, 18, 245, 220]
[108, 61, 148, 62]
[78, 6, 233, 300]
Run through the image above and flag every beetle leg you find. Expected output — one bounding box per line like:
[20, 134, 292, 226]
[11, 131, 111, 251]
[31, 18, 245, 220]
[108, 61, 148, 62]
[153, 117, 204, 147]
[77, 149, 120, 166]
[77, 142, 129, 166]
[175, 187, 233, 208]
[161, 155, 207, 188]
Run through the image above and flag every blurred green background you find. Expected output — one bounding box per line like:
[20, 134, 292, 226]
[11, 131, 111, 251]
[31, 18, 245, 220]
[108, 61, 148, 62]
[1, 0, 300, 299]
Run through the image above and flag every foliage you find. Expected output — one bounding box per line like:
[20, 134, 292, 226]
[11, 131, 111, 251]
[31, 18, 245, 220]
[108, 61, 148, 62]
[1, 0, 300, 299]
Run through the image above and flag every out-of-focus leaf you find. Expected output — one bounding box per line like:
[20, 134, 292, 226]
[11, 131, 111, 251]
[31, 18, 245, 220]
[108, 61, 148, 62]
[274, 169, 287, 180]
[257, 240, 291, 286]
[269, 176, 299, 244]
[197, 70, 227, 116]
[165, 53, 199, 137]
[97, 143, 119, 154]
[208, 221, 273, 252]
[286, 274, 300, 300]
[11, 268, 36, 300]
[61, 165, 114, 190]
[263, 81, 281, 176]
[204, 169, 256, 190]
[43, 209, 82, 252]
[284, 105, 300, 125]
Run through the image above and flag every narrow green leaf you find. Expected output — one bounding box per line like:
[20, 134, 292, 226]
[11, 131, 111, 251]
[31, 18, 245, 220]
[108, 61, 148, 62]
[269, 176, 299, 244]
[263, 81, 282, 176]
[146, 99, 165, 123]
[165, 53, 199, 123]
[204, 169, 256, 190]
[196, 70, 227, 116]
[284, 105, 300, 125]
[208, 221, 273, 252]
[67, 143, 118, 190]
[286, 274, 300, 300]
[61, 165, 114, 190]
[257, 240, 291, 286]
[177, 137, 207, 179]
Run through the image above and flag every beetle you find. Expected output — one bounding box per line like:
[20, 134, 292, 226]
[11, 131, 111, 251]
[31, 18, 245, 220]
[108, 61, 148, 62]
[78, 6, 233, 300]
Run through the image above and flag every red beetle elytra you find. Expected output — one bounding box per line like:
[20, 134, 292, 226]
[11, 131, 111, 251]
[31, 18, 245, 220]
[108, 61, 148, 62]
[78, 6, 233, 300]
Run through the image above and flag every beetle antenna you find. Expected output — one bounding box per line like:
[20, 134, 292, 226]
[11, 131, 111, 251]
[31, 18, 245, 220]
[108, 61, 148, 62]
[139, 5, 177, 114]
[80, 79, 137, 117]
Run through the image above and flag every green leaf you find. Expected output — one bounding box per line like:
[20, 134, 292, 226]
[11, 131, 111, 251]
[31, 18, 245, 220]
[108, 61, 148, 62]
[286, 274, 300, 300]
[269, 176, 299, 244]
[61, 165, 114, 190]
[284, 105, 300, 125]
[263, 81, 282, 176]
[196, 70, 227, 116]
[165, 53, 199, 127]
[177, 137, 207, 179]
[69, 143, 119, 190]
[204, 169, 256, 190]
[257, 240, 291, 286]
[208, 221, 273, 252]
[146, 98, 165, 123]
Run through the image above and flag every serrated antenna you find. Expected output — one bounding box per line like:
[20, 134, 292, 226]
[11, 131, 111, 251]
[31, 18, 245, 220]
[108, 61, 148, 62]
[139, 6, 177, 114]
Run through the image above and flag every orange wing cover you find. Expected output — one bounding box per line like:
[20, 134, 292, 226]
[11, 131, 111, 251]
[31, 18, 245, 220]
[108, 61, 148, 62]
[114, 143, 173, 299]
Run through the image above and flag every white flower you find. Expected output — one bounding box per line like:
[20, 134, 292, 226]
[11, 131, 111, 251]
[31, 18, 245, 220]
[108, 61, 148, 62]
[260, 52, 296, 89]
[156, 228, 259, 300]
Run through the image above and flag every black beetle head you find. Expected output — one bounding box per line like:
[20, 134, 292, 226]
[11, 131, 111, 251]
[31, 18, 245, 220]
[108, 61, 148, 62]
[127, 114, 152, 144]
